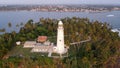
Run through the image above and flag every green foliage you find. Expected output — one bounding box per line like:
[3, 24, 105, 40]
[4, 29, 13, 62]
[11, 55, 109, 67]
[0, 17, 120, 68]
[8, 22, 12, 28]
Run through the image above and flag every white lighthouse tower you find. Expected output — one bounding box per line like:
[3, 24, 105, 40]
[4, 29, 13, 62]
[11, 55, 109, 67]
[57, 21, 65, 55]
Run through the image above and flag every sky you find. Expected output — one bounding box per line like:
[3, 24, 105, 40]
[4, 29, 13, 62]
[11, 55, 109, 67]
[0, 0, 120, 5]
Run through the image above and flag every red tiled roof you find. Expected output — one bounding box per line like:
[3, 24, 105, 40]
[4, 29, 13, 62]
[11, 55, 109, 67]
[37, 36, 47, 43]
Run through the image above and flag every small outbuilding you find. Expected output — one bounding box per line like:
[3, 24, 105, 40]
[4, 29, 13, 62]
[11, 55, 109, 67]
[16, 41, 21, 45]
[23, 41, 36, 48]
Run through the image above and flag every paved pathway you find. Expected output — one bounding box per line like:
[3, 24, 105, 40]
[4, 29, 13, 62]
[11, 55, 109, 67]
[70, 36, 91, 45]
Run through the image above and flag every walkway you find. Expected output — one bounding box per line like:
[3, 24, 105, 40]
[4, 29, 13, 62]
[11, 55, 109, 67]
[70, 36, 91, 45]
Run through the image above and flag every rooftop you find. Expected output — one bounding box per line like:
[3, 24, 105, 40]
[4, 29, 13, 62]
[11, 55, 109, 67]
[37, 36, 47, 43]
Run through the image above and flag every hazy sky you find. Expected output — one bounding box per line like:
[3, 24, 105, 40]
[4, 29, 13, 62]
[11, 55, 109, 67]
[0, 0, 120, 5]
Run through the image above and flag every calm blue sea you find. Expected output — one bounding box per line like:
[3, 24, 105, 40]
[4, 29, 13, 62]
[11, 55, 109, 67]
[0, 11, 120, 32]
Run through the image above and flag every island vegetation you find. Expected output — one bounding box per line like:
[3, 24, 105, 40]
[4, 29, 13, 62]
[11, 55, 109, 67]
[0, 17, 120, 68]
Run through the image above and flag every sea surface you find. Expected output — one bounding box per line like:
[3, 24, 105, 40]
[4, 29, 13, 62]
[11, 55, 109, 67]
[0, 11, 120, 33]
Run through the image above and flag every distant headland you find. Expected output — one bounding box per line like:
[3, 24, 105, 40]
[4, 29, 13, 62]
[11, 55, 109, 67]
[0, 4, 120, 12]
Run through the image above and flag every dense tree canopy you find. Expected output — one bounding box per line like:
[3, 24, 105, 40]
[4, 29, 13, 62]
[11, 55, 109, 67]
[0, 17, 120, 68]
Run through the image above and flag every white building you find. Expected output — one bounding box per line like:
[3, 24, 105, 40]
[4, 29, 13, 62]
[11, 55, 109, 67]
[23, 21, 68, 57]
[16, 41, 21, 45]
[31, 45, 53, 53]
[23, 41, 36, 48]
[55, 21, 66, 54]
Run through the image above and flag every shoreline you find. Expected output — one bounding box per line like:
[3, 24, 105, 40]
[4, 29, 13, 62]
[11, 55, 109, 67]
[0, 9, 114, 13]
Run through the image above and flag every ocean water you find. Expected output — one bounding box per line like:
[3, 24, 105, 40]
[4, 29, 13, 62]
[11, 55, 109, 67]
[0, 11, 120, 32]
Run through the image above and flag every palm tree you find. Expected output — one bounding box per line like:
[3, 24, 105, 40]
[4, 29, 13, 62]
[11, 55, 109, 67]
[11, 31, 16, 38]
[16, 24, 19, 27]
[8, 22, 12, 28]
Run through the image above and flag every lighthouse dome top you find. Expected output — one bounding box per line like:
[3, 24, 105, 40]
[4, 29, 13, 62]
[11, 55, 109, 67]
[58, 21, 63, 25]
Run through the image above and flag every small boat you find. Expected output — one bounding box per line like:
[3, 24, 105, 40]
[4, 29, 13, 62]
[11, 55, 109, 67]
[107, 14, 114, 17]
